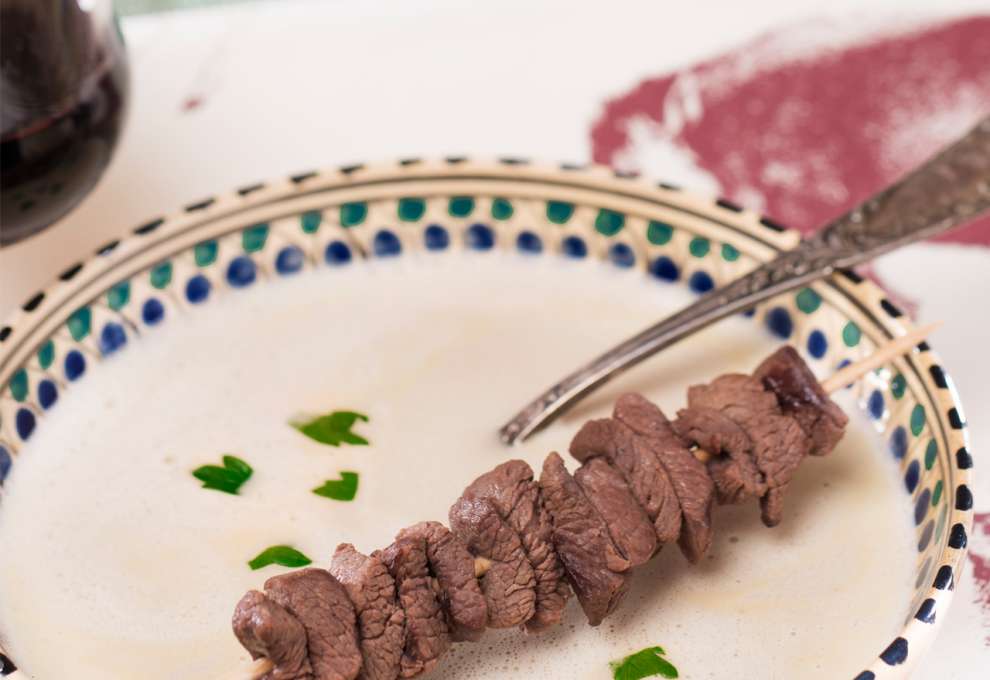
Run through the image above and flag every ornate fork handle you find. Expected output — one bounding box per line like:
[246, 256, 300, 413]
[499, 116, 990, 445]
[813, 115, 990, 264]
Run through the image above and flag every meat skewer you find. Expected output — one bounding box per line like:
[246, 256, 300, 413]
[229, 325, 936, 680]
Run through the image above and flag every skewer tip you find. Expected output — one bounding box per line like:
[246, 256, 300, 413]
[820, 321, 942, 394]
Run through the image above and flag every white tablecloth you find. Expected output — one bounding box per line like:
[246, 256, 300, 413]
[1, 1, 987, 676]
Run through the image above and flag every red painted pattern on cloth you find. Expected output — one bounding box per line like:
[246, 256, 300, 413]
[591, 15, 990, 246]
[181, 95, 205, 112]
[970, 512, 990, 645]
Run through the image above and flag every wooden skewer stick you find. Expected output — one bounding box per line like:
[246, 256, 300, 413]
[237, 324, 939, 680]
[820, 322, 940, 394]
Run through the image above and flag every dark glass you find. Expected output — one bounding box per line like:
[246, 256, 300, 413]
[1, 0, 129, 246]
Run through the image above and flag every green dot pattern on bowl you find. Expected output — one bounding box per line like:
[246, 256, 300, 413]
[546, 200, 574, 224]
[37, 341, 55, 370]
[689, 237, 710, 258]
[150, 262, 173, 290]
[491, 198, 514, 220]
[795, 288, 821, 314]
[911, 404, 926, 436]
[924, 440, 937, 470]
[842, 321, 861, 347]
[448, 196, 475, 217]
[595, 209, 624, 236]
[721, 243, 740, 261]
[67, 307, 92, 341]
[647, 220, 673, 245]
[242, 224, 269, 253]
[194, 240, 218, 267]
[301, 211, 322, 233]
[891, 374, 907, 399]
[398, 197, 426, 222]
[107, 282, 131, 311]
[8, 369, 27, 402]
[340, 202, 367, 227]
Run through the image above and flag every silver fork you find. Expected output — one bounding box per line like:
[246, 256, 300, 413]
[499, 115, 990, 445]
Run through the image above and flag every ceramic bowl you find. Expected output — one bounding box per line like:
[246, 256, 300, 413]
[0, 159, 973, 679]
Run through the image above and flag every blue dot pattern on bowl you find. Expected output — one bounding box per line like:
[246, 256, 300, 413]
[424, 225, 450, 251]
[608, 243, 635, 268]
[808, 330, 828, 359]
[185, 275, 211, 303]
[914, 489, 932, 525]
[905, 460, 921, 494]
[890, 426, 908, 460]
[0, 166, 971, 679]
[516, 231, 542, 254]
[561, 235, 587, 258]
[466, 223, 495, 251]
[276, 246, 305, 275]
[64, 350, 86, 381]
[15, 409, 34, 441]
[688, 270, 714, 294]
[325, 241, 352, 265]
[99, 323, 127, 356]
[868, 390, 885, 420]
[373, 230, 402, 257]
[917, 521, 935, 552]
[0, 445, 11, 485]
[142, 299, 165, 325]
[37, 380, 57, 410]
[226, 256, 257, 288]
[765, 307, 793, 339]
[650, 256, 679, 281]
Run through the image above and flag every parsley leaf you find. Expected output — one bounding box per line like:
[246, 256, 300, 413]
[192, 455, 253, 495]
[312, 471, 359, 501]
[248, 545, 313, 571]
[610, 646, 679, 680]
[292, 410, 370, 447]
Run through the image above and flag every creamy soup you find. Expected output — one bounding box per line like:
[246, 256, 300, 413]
[0, 252, 914, 679]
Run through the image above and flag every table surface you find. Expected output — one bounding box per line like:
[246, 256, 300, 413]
[1, 1, 987, 676]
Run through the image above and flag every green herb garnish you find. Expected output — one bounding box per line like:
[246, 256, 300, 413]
[248, 545, 313, 571]
[192, 455, 253, 495]
[610, 646, 679, 680]
[312, 471, 359, 501]
[292, 410, 370, 447]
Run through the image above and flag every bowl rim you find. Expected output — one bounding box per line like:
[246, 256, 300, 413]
[0, 157, 974, 679]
